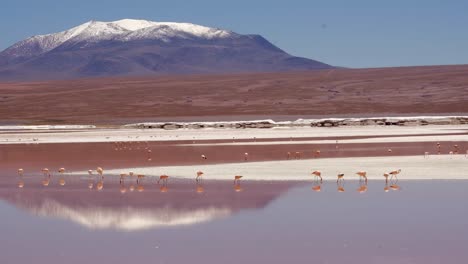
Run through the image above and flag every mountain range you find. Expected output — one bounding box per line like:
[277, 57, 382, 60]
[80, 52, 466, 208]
[0, 19, 333, 81]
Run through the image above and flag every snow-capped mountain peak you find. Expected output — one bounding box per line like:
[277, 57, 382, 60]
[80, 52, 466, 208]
[2, 19, 234, 57]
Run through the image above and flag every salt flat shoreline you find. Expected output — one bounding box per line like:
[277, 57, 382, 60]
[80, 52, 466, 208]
[98, 155, 468, 181]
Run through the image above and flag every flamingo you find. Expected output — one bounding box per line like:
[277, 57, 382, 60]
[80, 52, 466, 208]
[157, 175, 169, 184]
[136, 174, 145, 184]
[294, 152, 301, 159]
[388, 169, 401, 181]
[96, 167, 104, 178]
[311, 170, 323, 183]
[356, 171, 367, 183]
[424, 152, 429, 158]
[88, 170, 93, 175]
[315, 150, 321, 158]
[201, 154, 207, 160]
[387, 148, 392, 154]
[120, 173, 128, 184]
[57, 168, 66, 186]
[42, 168, 50, 176]
[287, 152, 291, 160]
[337, 173, 344, 183]
[234, 175, 243, 184]
[383, 173, 390, 183]
[17, 168, 24, 177]
[454, 145, 459, 154]
[244, 152, 249, 161]
[196, 171, 204, 182]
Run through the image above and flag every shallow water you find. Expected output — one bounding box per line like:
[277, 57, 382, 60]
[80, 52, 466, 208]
[1, 176, 467, 264]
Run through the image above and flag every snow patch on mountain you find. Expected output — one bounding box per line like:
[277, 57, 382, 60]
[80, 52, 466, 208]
[2, 19, 234, 57]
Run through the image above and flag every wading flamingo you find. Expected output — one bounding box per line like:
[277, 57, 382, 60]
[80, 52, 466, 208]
[356, 171, 367, 183]
[337, 173, 344, 183]
[120, 173, 128, 184]
[17, 168, 24, 177]
[337, 181, 345, 193]
[312, 171, 323, 183]
[136, 174, 145, 184]
[96, 167, 104, 178]
[234, 175, 243, 184]
[294, 152, 301, 159]
[244, 152, 249, 161]
[158, 175, 169, 184]
[383, 173, 390, 183]
[196, 171, 204, 182]
[314, 150, 321, 158]
[42, 168, 50, 177]
[58, 168, 66, 186]
[389, 169, 401, 181]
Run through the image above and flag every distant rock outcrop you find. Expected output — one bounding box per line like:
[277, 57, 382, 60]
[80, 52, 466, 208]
[124, 116, 468, 129]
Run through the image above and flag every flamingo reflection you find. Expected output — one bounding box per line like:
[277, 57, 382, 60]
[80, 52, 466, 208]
[234, 183, 243, 192]
[196, 182, 205, 194]
[357, 181, 368, 193]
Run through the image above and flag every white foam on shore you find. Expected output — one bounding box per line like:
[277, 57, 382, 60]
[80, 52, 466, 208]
[0, 125, 96, 130]
[98, 155, 468, 181]
[0, 125, 467, 145]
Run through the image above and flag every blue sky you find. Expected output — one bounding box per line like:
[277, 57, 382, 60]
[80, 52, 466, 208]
[1, 0, 467, 68]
